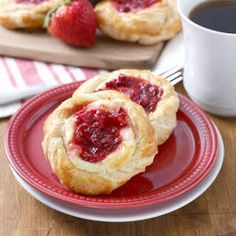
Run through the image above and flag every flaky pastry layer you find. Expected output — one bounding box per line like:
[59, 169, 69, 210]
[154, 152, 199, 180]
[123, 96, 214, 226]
[42, 90, 158, 195]
[0, 0, 62, 29]
[95, 0, 182, 45]
[74, 69, 179, 145]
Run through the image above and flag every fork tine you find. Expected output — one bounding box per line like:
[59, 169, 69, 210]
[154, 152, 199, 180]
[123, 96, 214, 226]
[155, 66, 183, 86]
[159, 66, 182, 77]
[170, 76, 183, 86]
[159, 65, 178, 76]
[166, 71, 182, 82]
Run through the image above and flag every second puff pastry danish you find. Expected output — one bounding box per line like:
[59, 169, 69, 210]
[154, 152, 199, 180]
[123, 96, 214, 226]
[42, 91, 158, 195]
[0, 0, 62, 29]
[74, 69, 179, 145]
[95, 0, 181, 45]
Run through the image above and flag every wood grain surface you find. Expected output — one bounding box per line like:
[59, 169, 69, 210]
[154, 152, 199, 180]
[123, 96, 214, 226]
[0, 84, 236, 236]
[0, 26, 163, 70]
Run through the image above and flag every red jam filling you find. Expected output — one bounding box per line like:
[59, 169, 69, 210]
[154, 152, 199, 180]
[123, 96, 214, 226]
[15, 0, 46, 4]
[105, 74, 163, 114]
[71, 107, 128, 163]
[112, 0, 160, 13]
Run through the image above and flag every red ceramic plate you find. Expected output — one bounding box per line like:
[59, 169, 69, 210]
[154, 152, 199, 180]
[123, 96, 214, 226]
[4, 82, 218, 209]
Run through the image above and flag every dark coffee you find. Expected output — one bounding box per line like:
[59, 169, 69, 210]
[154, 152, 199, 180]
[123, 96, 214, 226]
[189, 1, 236, 33]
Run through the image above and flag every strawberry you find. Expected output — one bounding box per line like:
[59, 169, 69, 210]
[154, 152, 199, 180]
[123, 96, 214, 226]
[45, 0, 96, 47]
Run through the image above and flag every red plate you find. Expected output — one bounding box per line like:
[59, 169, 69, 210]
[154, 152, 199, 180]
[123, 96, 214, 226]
[4, 82, 218, 209]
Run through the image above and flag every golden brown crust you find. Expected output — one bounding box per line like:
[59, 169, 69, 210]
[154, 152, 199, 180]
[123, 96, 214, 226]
[42, 91, 158, 195]
[95, 0, 182, 45]
[0, 0, 62, 29]
[74, 69, 179, 145]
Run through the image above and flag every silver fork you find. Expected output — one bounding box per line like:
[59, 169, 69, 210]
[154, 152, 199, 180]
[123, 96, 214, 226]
[0, 67, 183, 106]
[159, 66, 183, 86]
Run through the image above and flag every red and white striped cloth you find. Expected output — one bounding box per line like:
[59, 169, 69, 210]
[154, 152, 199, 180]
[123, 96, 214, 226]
[0, 56, 103, 118]
[0, 33, 183, 118]
[0, 56, 100, 89]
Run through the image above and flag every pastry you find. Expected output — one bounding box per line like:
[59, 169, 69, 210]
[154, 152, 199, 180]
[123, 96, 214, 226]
[74, 69, 179, 145]
[0, 0, 62, 29]
[42, 90, 158, 195]
[95, 0, 182, 45]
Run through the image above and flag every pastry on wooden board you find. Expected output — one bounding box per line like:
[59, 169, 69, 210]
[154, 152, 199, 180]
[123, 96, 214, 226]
[42, 90, 158, 195]
[0, 0, 182, 49]
[0, 0, 62, 29]
[95, 0, 181, 45]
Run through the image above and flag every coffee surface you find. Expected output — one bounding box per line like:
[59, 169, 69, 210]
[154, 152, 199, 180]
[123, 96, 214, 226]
[189, 1, 236, 34]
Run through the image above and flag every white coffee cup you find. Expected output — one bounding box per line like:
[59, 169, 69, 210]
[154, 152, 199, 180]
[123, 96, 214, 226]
[178, 0, 236, 116]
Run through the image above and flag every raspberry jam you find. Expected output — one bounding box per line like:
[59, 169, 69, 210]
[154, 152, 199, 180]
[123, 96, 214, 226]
[105, 74, 163, 113]
[113, 0, 160, 13]
[71, 107, 128, 163]
[15, 0, 46, 4]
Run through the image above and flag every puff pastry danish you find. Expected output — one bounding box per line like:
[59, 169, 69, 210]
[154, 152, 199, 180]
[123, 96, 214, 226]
[74, 69, 179, 145]
[95, 0, 181, 45]
[0, 0, 62, 29]
[42, 91, 158, 195]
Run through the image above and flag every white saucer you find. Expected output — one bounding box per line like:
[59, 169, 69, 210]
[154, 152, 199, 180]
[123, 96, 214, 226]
[11, 126, 224, 222]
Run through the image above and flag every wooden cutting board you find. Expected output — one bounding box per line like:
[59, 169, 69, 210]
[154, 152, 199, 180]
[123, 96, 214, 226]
[0, 26, 164, 70]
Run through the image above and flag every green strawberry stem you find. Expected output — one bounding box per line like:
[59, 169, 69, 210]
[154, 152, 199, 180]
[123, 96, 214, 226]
[43, 0, 71, 28]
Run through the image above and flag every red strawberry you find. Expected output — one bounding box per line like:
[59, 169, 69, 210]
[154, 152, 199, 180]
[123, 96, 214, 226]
[45, 0, 96, 47]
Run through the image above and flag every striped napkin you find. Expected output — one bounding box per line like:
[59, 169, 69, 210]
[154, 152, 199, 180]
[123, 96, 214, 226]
[1, 58, 100, 87]
[0, 58, 102, 117]
[0, 33, 183, 118]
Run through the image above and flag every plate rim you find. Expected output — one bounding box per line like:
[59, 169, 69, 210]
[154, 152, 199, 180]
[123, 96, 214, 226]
[10, 125, 224, 222]
[4, 82, 218, 209]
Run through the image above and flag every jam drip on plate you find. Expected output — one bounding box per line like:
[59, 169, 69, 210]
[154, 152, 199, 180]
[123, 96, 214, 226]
[113, 0, 160, 13]
[71, 107, 128, 163]
[15, 0, 46, 4]
[105, 74, 163, 113]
